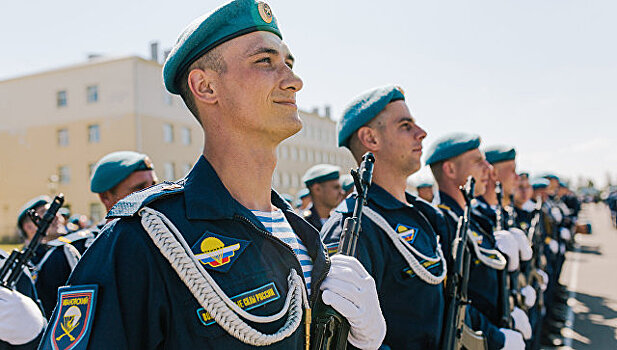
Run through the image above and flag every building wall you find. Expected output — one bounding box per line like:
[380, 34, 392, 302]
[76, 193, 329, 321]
[0, 55, 351, 239]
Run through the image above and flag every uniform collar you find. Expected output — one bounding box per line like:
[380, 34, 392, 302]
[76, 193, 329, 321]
[437, 191, 464, 216]
[184, 156, 292, 222]
[367, 183, 415, 211]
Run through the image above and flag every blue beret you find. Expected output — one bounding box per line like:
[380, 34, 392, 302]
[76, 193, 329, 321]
[541, 173, 560, 181]
[90, 151, 154, 193]
[531, 178, 550, 189]
[425, 132, 481, 165]
[484, 145, 516, 164]
[303, 164, 340, 187]
[337, 85, 405, 148]
[297, 188, 310, 199]
[416, 182, 433, 189]
[559, 181, 568, 188]
[17, 195, 50, 228]
[163, 0, 282, 94]
[340, 174, 355, 192]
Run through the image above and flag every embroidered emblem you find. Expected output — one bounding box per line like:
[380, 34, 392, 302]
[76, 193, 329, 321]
[191, 232, 249, 273]
[48, 285, 98, 350]
[395, 85, 405, 96]
[257, 2, 273, 23]
[197, 282, 280, 326]
[402, 259, 441, 278]
[396, 224, 418, 244]
[143, 156, 153, 169]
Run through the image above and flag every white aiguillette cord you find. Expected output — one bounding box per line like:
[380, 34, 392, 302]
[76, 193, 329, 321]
[443, 208, 507, 271]
[362, 206, 447, 285]
[138, 207, 309, 346]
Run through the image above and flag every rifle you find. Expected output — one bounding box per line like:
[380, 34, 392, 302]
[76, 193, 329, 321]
[441, 176, 486, 350]
[524, 197, 545, 308]
[0, 194, 64, 289]
[310, 153, 375, 350]
[494, 182, 516, 326]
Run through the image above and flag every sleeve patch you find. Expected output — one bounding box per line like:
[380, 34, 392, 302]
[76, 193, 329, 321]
[46, 285, 98, 350]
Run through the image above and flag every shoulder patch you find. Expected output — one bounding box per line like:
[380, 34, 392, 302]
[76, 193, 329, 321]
[196, 282, 280, 327]
[326, 242, 339, 256]
[396, 224, 419, 244]
[191, 231, 250, 273]
[45, 285, 98, 350]
[107, 181, 185, 218]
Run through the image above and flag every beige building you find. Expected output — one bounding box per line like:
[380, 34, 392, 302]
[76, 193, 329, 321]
[0, 55, 355, 240]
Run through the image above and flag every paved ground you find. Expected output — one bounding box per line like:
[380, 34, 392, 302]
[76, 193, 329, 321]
[557, 203, 617, 349]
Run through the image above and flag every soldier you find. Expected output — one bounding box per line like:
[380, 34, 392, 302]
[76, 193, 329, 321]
[16, 197, 81, 318]
[427, 133, 529, 350]
[321, 85, 450, 348]
[301, 164, 344, 230]
[415, 182, 434, 203]
[296, 188, 311, 212]
[0, 251, 46, 349]
[40, 1, 385, 349]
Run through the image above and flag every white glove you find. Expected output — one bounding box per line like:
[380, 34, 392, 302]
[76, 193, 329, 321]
[0, 287, 46, 345]
[560, 242, 566, 255]
[560, 227, 572, 240]
[509, 228, 533, 261]
[551, 207, 563, 224]
[494, 230, 520, 271]
[536, 269, 549, 291]
[511, 307, 532, 340]
[499, 328, 525, 350]
[548, 239, 559, 254]
[321, 254, 386, 350]
[521, 285, 537, 308]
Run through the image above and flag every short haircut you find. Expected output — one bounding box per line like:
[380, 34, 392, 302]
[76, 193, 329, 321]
[178, 47, 227, 124]
[347, 115, 387, 164]
[430, 160, 445, 184]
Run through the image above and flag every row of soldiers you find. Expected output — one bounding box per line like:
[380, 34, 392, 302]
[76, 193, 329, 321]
[0, 1, 583, 349]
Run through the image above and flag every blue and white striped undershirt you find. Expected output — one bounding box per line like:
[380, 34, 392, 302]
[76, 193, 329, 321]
[251, 209, 313, 295]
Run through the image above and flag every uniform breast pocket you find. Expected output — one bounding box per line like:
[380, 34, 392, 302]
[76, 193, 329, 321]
[181, 268, 287, 341]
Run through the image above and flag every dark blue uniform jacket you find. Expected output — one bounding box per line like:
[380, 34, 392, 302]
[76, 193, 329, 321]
[321, 184, 448, 349]
[39, 156, 330, 350]
[436, 192, 505, 350]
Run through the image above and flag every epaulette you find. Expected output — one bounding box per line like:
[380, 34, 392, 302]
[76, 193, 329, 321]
[107, 180, 185, 218]
[48, 229, 95, 246]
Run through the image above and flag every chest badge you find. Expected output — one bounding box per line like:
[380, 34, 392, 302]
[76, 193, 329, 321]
[47, 285, 98, 350]
[396, 224, 418, 244]
[191, 232, 250, 273]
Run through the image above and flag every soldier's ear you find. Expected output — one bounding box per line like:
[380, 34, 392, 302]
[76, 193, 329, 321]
[188, 68, 218, 105]
[442, 160, 457, 180]
[356, 126, 379, 151]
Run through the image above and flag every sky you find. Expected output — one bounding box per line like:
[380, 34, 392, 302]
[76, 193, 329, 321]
[1, 0, 615, 188]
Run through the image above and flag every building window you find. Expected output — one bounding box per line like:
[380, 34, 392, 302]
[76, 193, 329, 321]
[282, 172, 290, 187]
[307, 150, 313, 162]
[163, 124, 174, 143]
[290, 146, 298, 161]
[58, 165, 71, 184]
[87, 85, 98, 103]
[57, 128, 69, 147]
[181, 127, 191, 145]
[292, 174, 299, 188]
[88, 124, 100, 143]
[164, 162, 175, 181]
[299, 148, 306, 162]
[90, 203, 103, 223]
[272, 172, 280, 187]
[57, 90, 67, 107]
[280, 145, 288, 159]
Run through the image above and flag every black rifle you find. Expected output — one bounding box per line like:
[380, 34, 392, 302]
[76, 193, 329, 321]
[0, 194, 64, 289]
[310, 152, 375, 350]
[524, 197, 545, 308]
[441, 176, 486, 350]
[494, 182, 515, 327]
